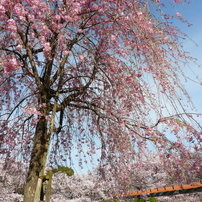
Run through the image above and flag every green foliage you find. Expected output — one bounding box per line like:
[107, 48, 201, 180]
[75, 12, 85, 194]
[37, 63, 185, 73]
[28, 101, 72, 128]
[132, 197, 158, 202]
[149, 197, 158, 202]
[100, 199, 119, 202]
[133, 198, 145, 202]
[44, 171, 53, 180]
[58, 166, 74, 176]
[44, 166, 74, 180]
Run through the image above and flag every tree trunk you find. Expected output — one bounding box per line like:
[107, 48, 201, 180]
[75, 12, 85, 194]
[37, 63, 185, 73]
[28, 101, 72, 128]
[40, 179, 45, 201]
[23, 116, 49, 202]
[45, 172, 53, 202]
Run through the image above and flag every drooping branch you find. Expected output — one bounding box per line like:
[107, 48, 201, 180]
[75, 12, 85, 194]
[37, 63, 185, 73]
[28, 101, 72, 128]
[56, 52, 100, 111]
[6, 93, 37, 120]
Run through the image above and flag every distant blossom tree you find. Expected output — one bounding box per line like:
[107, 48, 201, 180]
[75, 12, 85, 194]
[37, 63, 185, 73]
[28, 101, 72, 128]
[0, 0, 202, 201]
[1, 157, 202, 202]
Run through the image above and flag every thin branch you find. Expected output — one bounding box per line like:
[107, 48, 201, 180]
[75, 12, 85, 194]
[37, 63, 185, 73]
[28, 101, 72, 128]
[57, 52, 100, 111]
[16, 27, 42, 88]
[1, 48, 35, 77]
[7, 93, 37, 120]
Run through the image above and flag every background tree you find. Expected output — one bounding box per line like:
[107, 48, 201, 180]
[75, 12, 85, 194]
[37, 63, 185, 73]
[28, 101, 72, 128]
[1, 156, 202, 202]
[0, 0, 202, 201]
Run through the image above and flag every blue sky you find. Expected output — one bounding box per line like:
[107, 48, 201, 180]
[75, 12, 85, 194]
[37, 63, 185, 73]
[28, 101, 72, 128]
[168, 1, 202, 111]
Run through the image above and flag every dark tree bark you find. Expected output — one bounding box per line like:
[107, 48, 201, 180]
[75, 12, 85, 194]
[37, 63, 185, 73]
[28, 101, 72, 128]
[23, 116, 49, 202]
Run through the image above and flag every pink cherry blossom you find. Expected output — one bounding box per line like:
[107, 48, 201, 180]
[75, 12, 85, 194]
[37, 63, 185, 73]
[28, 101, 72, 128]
[14, 3, 25, 16]
[22, 106, 43, 116]
[3, 57, 20, 73]
[78, 55, 85, 61]
[63, 50, 70, 55]
[176, 12, 183, 18]
[0, 5, 5, 13]
[6, 19, 17, 32]
[44, 42, 51, 52]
